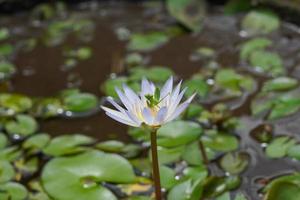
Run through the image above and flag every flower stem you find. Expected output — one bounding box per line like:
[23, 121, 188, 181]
[199, 140, 209, 165]
[150, 128, 162, 200]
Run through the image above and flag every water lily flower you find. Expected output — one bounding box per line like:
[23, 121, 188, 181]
[101, 76, 196, 127]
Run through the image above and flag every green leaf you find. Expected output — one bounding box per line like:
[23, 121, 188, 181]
[0, 28, 9, 41]
[42, 150, 135, 200]
[202, 133, 239, 152]
[63, 92, 98, 112]
[183, 75, 209, 98]
[234, 193, 248, 200]
[102, 77, 128, 98]
[96, 140, 125, 153]
[249, 50, 283, 76]
[183, 166, 208, 182]
[182, 142, 202, 165]
[216, 192, 230, 200]
[127, 32, 169, 51]
[0, 182, 28, 200]
[219, 152, 249, 174]
[262, 77, 298, 92]
[240, 38, 272, 60]
[264, 173, 300, 200]
[5, 114, 38, 136]
[0, 94, 32, 116]
[167, 178, 203, 200]
[0, 61, 15, 79]
[224, 0, 251, 15]
[0, 161, 15, 183]
[157, 120, 203, 148]
[43, 134, 94, 156]
[0, 44, 13, 57]
[129, 66, 174, 82]
[167, 0, 206, 32]
[269, 96, 300, 119]
[287, 144, 300, 160]
[160, 165, 178, 189]
[266, 136, 296, 158]
[156, 146, 185, 164]
[23, 133, 50, 152]
[0, 133, 7, 149]
[242, 10, 280, 35]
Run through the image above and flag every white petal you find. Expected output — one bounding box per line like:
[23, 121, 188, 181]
[141, 78, 154, 96]
[167, 87, 187, 116]
[170, 80, 182, 103]
[123, 84, 140, 104]
[160, 76, 173, 100]
[154, 106, 168, 125]
[107, 97, 125, 113]
[166, 93, 196, 122]
[115, 88, 133, 110]
[101, 106, 139, 127]
[142, 107, 154, 125]
[166, 102, 189, 122]
[105, 111, 140, 127]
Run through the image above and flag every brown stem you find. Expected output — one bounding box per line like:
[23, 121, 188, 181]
[151, 128, 162, 200]
[199, 140, 209, 165]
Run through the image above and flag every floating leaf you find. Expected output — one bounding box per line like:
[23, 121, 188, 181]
[224, 0, 251, 15]
[127, 32, 169, 51]
[0, 133, 7, 149]
[183, 166, 208, 182]
[5, 114, 38, 136]
[42, 150, 135, 200]
[249, 50, 283, 76]
[167, 178, 203, 200]
[31, 97, 63, 118]
[266, 136, 296, 158]
[240, 38, 272, 60]
[102, 77, 128, 98]
[183, 75, 209, 98]
[0, 161, 15, 183]
[262, 77, 298, 92]
[23, 133, 50, 152]
[167, 0, 206, 31]
[129, 66, 174, 82]
[287, 144, 300, 160]
[156, 146, 185, 164]
[96, 140, 125, 153]
[0, 61, 16, 80]
[242, 10, 280, 35]
[43, 134, 94, 156]
[0, 182, 28, 200]
[264, 173, 300, 200]
[0, 94, 32, 116]
[0, 28, 9, 41]
[63, 92, 98, 113]
[202, 132, 239, 152]
[182, 142, 202, 165]
[219, 152, 249, 174]
[160, 165, 178, 189]
[0, 44, 13, 57]
[157, 121, 202, 148]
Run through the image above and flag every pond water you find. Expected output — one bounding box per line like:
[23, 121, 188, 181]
[1, 1, 300, 200]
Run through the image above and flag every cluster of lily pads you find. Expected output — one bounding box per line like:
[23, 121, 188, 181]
[1, 0, 300, 200]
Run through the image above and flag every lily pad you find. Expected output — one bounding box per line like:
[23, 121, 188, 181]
[287, 144, 300, 160]
[0, 161, 15, 183]
[0, 182, 28, 200]
[129, 66, 174, 82]
[202, 132, 239, 152]
[240, 38, 272, 60]
[43, 134, 94, 156]
[249, 50, 283, 76]
[63, 92, 98, 113]
[242, 10, 280, 35]
[0, 133, 7, 149]
[219, 152, 249, 174]
[0, 61, 16, 80]
[127, 32, 169, 51]
[262, 77, 298, 92]
[42, 150, 136, 200]
[0, 94, 32, 116]
[5, 114, 38, 136]
[102, 77, 128, 98]
[167, 178, 203, 200]
[264, 173, 300, 200]
[167, 0, 206, 32]
[183, 75, 210, 98]
[96, 140, 125, 153]
[266, 136, 296, 158]
[157, 120, 203, 148]
[160, 165, 178, 189]
[23, 133, 50, 152]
